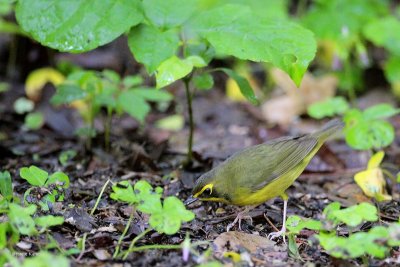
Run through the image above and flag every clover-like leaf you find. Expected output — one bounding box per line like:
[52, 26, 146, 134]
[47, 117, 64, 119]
[8, 203, 37, 236]
[307, 96, 349, 119]
[20, 166, 48, 186]
[363, 104, 400, 120]
[110, 181, 138, 204]
[149, 196, 194, 235]
[47, 172, 70, 188]
[286, 215, 322, 234]
[134, 180, 163, 214]
[329, 202, 378, 227]
[35, 215, 64, 231]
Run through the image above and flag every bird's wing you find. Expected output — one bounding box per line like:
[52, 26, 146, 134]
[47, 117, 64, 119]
[227, 135, 318, 192]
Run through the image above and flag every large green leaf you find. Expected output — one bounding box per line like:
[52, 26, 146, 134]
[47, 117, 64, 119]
[128, 24, 180, 73]
[15, 0, 143, 52]
[118, 90, 150, 122]
[189, 4, 316, 86]
[143, 0, 199, 28]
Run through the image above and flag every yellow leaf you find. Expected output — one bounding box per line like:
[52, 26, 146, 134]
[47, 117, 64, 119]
[225, 63, 258, 102]
[354, 168, 392, 202]
[367, 151, 385, 170]
[25, 68, 65, 101]
[223, 251, 242, 263]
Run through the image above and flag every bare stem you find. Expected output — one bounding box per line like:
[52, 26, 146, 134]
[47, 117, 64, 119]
[184, 78, 194, 165]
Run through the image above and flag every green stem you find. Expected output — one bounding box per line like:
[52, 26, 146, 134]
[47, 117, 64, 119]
[183, 78, 194, 165]
[125, 244, 182, 253]
[113, 210, 134, 259]
[90, 179, 110, 216]
[104, 107, 112, 151]
[122, 228, 152, 260]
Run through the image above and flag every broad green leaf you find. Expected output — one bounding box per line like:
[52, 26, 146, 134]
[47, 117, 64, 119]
[123, 75, 143, 88]
[8, 203, 37, 235]
[20, 166, 48, 186]
[149, 196, 194, 235]
[216, 0, 289, 20]
[110, 181, 137, 204]
[35, 215, 64, 230]
[47, 172, 70, 188]
[51, 84, 87, 105]
[118, 90, 150, 122]
[132, 88, 173, 102]
[128, 24, 180, 73]
[143, 0, 199, 28]
[16, 0, 143, 52]
[0, 171, 12, 200]
[363, 104, 400, 120]
[185, 56, 207, 68]
[286, 215, 322, 234]
[193, 73, 214, 90]
[189, 4, 316, 86]
[219, 68, 258, 105]
[134, 181, 163, 214]
[156, 56, 194, 88]
[24, 112, 44, 130]
[384, 56, 400, 84]
[363, 16, 400, 56]
[21, 251, 69, 267]
[307, 97, 349, 119]
[329, 202, 378, 227]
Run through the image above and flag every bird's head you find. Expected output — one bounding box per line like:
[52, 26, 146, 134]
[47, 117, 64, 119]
[185, 168, 231, 205]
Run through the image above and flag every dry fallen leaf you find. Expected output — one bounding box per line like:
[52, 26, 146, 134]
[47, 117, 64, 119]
[262, 68, 338, 126]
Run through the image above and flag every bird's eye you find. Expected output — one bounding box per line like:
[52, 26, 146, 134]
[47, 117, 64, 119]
[203, 188, 212, 195]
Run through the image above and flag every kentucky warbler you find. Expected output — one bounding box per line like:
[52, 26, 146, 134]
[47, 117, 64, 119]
[186, 119, 343, 238]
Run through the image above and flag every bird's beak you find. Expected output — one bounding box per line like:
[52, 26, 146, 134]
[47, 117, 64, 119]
[184, 195, 198, 206]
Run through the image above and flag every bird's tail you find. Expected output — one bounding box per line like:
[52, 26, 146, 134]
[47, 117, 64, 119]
[312, 119, 344, 142]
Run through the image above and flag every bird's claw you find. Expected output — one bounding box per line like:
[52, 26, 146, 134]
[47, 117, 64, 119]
[226, 214, 253, 232]
[267, 227, 287, 244]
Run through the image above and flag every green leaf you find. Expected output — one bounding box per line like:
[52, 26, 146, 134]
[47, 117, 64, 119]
[328, 202, 378, 227]
[118, 90, 150, 122]
[0, 171, 12, 200]
[122, 75, 144, 88]
[51, 84, 87, 105]
[128, 24, 180, 73]
[219, 68, 258, 105]
[132, 88, 173, 102]
[21, 251, 69, 267]
[288, 233, 301, 260]
[307, 97, 349, 119]
[0, 222, 19, 249]
[363, 16, 400, 56]
[149, 196, 194, 235]
[47, 172, 70, 188]
[110, 181, 138, 204]
[143, 0, 199, 28]
[193, 73, 214, 90]
[20, 165, 48, 186]
[363, 104, 400, 120]
[189, 4, 316, 86]
[384, 56, 400, 84]
[8, 203, 37, 235]
[134, 180, 163, 214]
[156, 56, 194, 88]
[24, 112, 44, 130]
[16, 0, 143, 52]
[35, 215, 64, 230]
[286, 215, 322, 234]
[184, 43, 215, 65]
[59, 149, 77, 166]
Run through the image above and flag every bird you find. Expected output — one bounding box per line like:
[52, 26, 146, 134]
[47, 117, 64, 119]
[185, 119, 343, 239]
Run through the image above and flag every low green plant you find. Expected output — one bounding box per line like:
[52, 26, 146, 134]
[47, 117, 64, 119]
[110, 180, 195, 259]
[308, 101, 400, 150]
[286, 202, 400, 261]
[52, 69, 172, 149]
[19, 165, 70, 211]
[0, 170, 13, 202]
[58, 149, 77, 166]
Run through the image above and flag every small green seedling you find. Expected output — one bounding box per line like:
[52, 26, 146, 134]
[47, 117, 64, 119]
[19, 165, 70, 211]
[58, 149, 77, 166]
[0, 171, 13, 201]
[286, 201, 400, 260]
[51, 70, 172, 149]
[110, 180, 195, 259]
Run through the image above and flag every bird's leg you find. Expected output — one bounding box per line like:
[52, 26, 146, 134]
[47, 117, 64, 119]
[226, 205, 255, 232]
[267, 197, 288, 242]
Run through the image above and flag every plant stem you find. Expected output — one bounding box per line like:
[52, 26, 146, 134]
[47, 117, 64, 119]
[122, 228, 152, 260]
[183, 77, 194, 165]
[104, 107, 112, 151]
[90, 179, 110, 216]
[125, 244, 182, 253]
[113, 210, 134, 259]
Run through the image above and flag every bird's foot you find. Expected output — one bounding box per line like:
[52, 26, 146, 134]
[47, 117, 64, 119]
[267, 226, 287, 244]
[226, 211, 253, 232]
